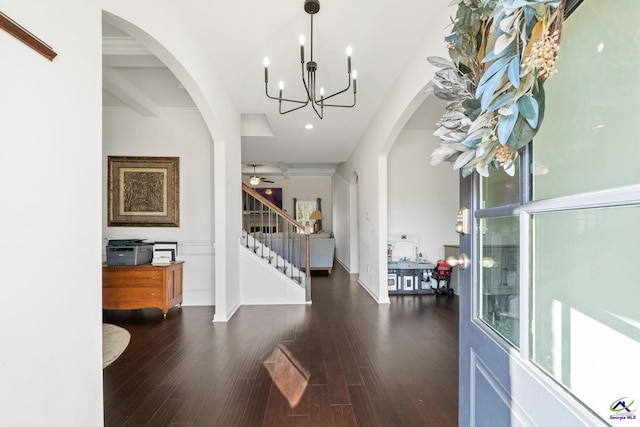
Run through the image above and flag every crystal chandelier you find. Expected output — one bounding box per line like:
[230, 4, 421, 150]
[263, 0, 357, 119]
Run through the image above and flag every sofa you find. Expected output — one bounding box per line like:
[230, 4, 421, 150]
[305, 233, 335, 273]
[253, 231, 335, 273]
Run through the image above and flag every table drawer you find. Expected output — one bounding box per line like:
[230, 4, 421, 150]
[102, 261, 184, 315]
[102, 269, 163, 287]
[102, 286, 164, 309]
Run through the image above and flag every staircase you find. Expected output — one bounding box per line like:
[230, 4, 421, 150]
[241, 184, 311, 303]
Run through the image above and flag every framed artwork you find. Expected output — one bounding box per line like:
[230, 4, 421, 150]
[108, 156, 180, 227]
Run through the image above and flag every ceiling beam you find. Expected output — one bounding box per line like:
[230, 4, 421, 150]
[102, 36, 165, 67]
[241, 163, 337, 177]
[103, 67, 160, 117]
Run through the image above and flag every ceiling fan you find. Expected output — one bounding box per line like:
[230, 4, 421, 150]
[248, 164, 274, 185]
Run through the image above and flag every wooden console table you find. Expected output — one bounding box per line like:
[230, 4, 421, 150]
[102, 261, 184, 319]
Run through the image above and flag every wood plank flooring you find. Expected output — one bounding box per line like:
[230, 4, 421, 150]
[103, 263, 459, 426]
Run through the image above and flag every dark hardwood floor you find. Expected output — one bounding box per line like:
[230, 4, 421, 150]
[103, 263, 459, 426]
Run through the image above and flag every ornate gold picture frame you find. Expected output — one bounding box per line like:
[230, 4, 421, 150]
[108, 156, 180, 227]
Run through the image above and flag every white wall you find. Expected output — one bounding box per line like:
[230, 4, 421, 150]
[101, 5, 243, 322]
[388, 130, 459, 263]
[0, 1, 104, 425]
[239, 247, 306, 305]
[332, 173, 351, 269]
[0, 1, 246, 422]
[103, 108, 215, 305]
[336, 3, 451, 303]
[243, 176, 333, 232]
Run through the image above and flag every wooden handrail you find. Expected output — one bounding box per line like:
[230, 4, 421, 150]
[242, 183, 305, 230]
[0, 12, 57, 61]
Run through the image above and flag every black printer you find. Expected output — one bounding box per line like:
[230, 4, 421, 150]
[106, 239, 153, 266]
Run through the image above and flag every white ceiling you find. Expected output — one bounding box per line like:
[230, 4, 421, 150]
[102, 1, 448, 178]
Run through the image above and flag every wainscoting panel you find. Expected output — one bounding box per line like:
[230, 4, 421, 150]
[470, 350, 534, 427]
[177, 241, 215, 306]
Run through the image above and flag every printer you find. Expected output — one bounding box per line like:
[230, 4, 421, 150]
[106, 239, 153, 266]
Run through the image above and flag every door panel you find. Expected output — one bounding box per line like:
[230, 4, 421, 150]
[459, 0, 640, 425]
[472, 352, 515, 427]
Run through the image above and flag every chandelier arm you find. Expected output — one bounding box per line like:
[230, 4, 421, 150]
[266, 83, 308, 104]
[308, 101, 323, 119]
[278, 96, 309, 105]
[314, 81, 350, 103]
[279, 101, 310, 115]
[313, 60, 353, 104]
[317, 93, 356, 108]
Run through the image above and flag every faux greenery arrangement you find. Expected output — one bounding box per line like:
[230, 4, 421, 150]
[429, 0, 565, 177]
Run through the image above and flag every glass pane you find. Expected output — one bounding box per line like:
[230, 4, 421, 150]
[533, 0, 640, 200]
[480, 162, 520, 209]
[532, 207, 640, 423]
[479, 216, 520, 347]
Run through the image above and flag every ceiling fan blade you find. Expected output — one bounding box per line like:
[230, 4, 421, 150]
[262, 178, 274, 183]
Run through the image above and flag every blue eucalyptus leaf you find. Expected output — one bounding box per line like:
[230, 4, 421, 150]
[497, 106, 519, 144]
[476, 56, 511, 98]
[517, 95, 539, 128]
[487, 91, 515, 112]
[504, 161, 516, 177]
[481, 44, 514, 63]
[461, 137, 483, 148]
[523, 6, 536, 28]
[507, 56, 520, 88]
[479, 71, 508, 111]
[491, 7, 505, 24]
[493, 32, 516, 55]
[513, 0, 535, 7]
[481, 49, 502, 63]
[495, 19, 505, 36]
[453, 149, 476, 171]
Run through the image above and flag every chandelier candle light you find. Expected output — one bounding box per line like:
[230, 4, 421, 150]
[263, 0, 357, 119]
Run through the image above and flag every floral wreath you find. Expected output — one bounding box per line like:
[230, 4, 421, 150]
[429, 0, 565, 177]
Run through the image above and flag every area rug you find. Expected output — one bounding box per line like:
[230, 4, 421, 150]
[102, 324, 130, 369]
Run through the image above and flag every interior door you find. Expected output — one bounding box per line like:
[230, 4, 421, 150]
[457, 1, 640, 425]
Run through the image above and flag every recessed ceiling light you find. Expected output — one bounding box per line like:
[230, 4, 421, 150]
[305, 124, 313, 130]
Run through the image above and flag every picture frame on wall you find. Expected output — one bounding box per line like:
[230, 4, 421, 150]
[107, 156, 180, 227]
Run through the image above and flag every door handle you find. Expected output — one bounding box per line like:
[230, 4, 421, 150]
[447, 253, 470, 270]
